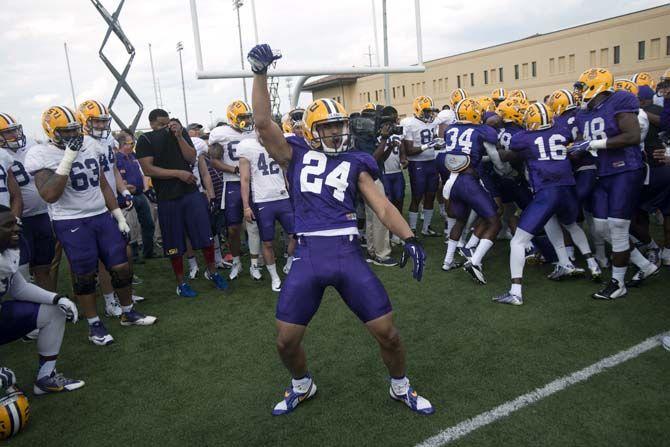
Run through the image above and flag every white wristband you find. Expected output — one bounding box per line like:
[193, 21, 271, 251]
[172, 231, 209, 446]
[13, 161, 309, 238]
[54, 148, 78, 176]
[590, 139, 607, 150]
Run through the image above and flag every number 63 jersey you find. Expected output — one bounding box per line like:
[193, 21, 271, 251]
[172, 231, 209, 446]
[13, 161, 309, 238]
[286, 136, 379, 235]
[24, 136, 107, 220]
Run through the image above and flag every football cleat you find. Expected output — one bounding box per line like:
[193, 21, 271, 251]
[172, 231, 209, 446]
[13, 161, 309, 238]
[120, 309, 157, 326]
[176, 282, 198, 298]
[389, 386, 435, 415]
[272, 379, 317, 416]
[661, 248, 670, 266]
[88, 321, 114, 346]
[205, 270, 229, 291]
[132, 274, 143, 285]
[372, 256, 399, 267]
[458, 247, 473, 260]
[421, 227, 439, 237]
[662, 335, 670, 352]
[625, 264, 660, 288]
[493, 292, 523, 306]
[441, 261, 462, 271]
[463, 261, 486, 284]
[229, 261, 242, 280]
[646, 248, 661, 267]
[34, 371, 85, 396]
[188, 266, 199, 280]
[132, 294, 145, 303]
[271, 277, 281, 292]
[250, 265, 262, 280]
[592, 279, 627, 300]
[547, 264, 584, 281]
[104, 296, 122, 318]
[588, 263, 603, 282]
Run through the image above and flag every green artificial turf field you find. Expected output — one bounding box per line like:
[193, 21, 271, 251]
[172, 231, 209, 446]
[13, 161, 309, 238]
[2, 212, 669, 446]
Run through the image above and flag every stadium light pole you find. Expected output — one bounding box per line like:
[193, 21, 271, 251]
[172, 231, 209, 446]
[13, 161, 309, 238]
[176, 41, 189, 123]
[149, 43, 160, 108]
[209, 110, 213, 128]
[232, 0, 248, 102]
[63, 42, 77, 109]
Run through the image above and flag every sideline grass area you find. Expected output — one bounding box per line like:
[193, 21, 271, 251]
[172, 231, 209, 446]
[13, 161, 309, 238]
[2, 219, 669, 446]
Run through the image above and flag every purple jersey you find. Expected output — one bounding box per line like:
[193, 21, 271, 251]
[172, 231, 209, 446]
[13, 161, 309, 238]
[443, 123, 498, 169]
[497, 123, 524, 151]
[286, 136, 379, 234]
[555, 108, 595, 170]
[574, 90, 643, 177]
[510, 126, 575, 192]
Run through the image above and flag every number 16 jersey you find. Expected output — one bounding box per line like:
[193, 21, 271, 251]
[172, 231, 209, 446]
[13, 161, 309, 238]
[286, 136, 379, 235]
[24, 136, 106, 221]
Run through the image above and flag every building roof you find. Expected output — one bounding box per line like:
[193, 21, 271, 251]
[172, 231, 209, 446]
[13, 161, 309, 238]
[303, 74, 365, 91]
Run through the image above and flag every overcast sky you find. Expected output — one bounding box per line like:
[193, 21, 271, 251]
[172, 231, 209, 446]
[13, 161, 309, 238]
[0, 0, 666, 138]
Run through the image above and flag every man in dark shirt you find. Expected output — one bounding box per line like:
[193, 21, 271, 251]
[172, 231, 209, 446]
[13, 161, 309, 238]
[115, 132, 156, 259]
[135, 109, 228, 296]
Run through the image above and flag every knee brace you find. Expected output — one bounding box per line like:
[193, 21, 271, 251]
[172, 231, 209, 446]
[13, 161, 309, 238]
[73, 272, 97, 295]
[608, 218, 631, 252]
[110, 268, 133, 289]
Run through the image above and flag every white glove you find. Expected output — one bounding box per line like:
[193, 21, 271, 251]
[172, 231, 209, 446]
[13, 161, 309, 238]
[432, 137, 446, 150]
[0, 367, 16, 389]
[111, 208, 130, 238]
[55, 147, 79, 176]
[55, 296, 78, 323]
[122, 189, 134, 210]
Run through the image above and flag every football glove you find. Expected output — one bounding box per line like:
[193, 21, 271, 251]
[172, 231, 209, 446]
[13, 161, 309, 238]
[568, 140, 592, 156]
[432, 137, 446, 150]
[420, 139, 442, 151]
[111, 208, 131, 240]
[54, 295, 78, 323]
[399, 237, 426, 281]
[0, 367, 16, 389]
[121, 190, 134, 210]
[145, 188, 157, 203]
[247, 44, 282, 75]
[55, 146, 80, 176]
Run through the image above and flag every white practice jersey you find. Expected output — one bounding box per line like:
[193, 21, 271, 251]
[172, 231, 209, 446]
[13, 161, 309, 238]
[638, 108, 649, 151]
[0, 147, 14, 208]
[378, 135, 402, 174]
[191, 136, 209, 191]
[94, 134, 118, 194]
[24, 136, 107, 221]
[402, 116, 438, 162]
[208, 125, 256, 182]
[5, 138, 48, 217]
[237, 138, 289, 203]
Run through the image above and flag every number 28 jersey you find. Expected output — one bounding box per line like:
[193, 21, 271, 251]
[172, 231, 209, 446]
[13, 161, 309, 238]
[237, 138, 289, 203]
[208, 125, 256, 182]
[286, 136, 379, 235]
[24, 136, 107, 221]
[4, 138, 48, 217]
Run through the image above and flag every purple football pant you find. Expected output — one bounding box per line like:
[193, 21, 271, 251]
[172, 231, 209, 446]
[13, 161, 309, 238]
[158, 191, 214, 257]
[223, 181, 243, 226]
[0, 300, 39, 345]
[446, 173, 498, 220]
[254, 199, 295, 242]
[574, 168, 597, 213]
[52, 212, 128, 274]
[408, 160, 438, 196]
[639, 165, 670, 216]
[497, 177, 532, 208]
[19, 213, 56, 267]
[592, 169, 644, 220]
[435, 153, 450, 184]
[518, 186, 579, 235]
[382, 172, 405, 203]
[276, 235, 392, 326]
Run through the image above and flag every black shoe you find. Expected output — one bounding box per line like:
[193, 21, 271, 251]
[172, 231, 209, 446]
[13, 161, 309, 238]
[592, 279, 626, 300]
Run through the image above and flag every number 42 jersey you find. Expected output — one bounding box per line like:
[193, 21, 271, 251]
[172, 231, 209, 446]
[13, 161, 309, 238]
[24, 136, 107, 220]
[236, 138, 289, 203]
[286, 136, 379, 235]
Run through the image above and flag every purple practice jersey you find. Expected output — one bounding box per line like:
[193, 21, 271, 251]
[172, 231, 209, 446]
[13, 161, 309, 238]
[286, 136, 379, 234]
[574, 90, 643, 177]
[555, 108, 595, 170]
[509, 125, 576, 192]
[443, 123, 498, 169]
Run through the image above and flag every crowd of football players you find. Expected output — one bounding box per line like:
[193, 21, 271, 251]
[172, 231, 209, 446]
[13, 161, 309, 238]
[0, 51, 669, 434]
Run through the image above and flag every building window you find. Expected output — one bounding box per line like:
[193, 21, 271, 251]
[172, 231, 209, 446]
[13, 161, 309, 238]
[531, 61, 537, 77]
[393, 86, 396, 99]
[457, 75, 461, 88]
[522, 63, 529, 79]
[367, 92, 371, 101]
[422, 82, 426, 93]
[484, 70, 488, 85]
[438, 78, 443, 93]
[499, 67, 503, 82]
[600, 48, 609, 66]
[514, 64, 519, 80]
[470, 73, 474, 87]
[589, 50, 596, 66]
[613, 46, 620, 64]
[569, 54, 575, 72]
[549, 58, 555, 74]
[558, 56, 565, 73]
[651, 38, 660, 58]
[667, 36, 670, 56]
[402, 85, 406, 97]
[375, 90, 378, 101]
[638, 40, 645, 60]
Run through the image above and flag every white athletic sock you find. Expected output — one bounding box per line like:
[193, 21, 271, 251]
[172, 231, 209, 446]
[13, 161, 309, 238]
[465, 235, 480, 250]
[292, 375, 312, 393]
[121, 304, 133, 313]
[471, 239, 493, 266]
[266, 264, 280, 282]
[103, 293, 116, 305]
[544, 217, 571, 266]
[391, 376, 410, 396]
[251, 258, 258, 268]
[612, 266, 627, 284]
[409, 212, 418, 230]
[566, 245, 575, 259]
[214, 246, 223, 264]
[285, 256, 294, 270]
[188, 256, 198, 270]
[629, 248, 653, 271]
[422, 209, 434, 232]
[587, 257, 599, 270]
[510, 283, 522, 298]
[232, 256, 241, 265]
[37, 360, 57, 380]
[87, 316, 100, 325]
[444, 239, 458, 265]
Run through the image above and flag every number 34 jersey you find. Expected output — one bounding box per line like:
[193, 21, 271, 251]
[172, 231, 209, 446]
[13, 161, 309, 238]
[236, 138, 289, 203]
[286, 136, 379, 235]
[3, 138, 48, 217]
[208, 124, 256, 182]
[24, 136, 107, 221]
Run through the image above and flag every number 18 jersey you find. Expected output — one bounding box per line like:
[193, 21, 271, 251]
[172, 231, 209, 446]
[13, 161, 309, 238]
[24, 136, 106, 221]
[4, 138, 48, 217]
[237, 138, 289, 203]
[286, 136, 379, 235]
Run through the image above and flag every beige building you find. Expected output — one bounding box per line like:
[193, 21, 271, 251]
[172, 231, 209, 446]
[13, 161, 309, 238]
[303, 4, 670, 117]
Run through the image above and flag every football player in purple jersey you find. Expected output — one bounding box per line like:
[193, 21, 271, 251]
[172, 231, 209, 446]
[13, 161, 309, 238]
[248, 44, 432, 416]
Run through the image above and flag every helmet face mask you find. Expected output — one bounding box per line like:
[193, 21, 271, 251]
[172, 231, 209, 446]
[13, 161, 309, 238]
[54, 124, 83, 150]
[311, 120, 350, 154]
[235, 113, 254, 132]
[86, 116, 112, 139]
[0, 125, 26, 150]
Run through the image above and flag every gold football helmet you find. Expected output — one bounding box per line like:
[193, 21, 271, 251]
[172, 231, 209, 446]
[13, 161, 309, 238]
[574, 68, 613, 102]
[227, 100, 254, 131]
[454, 98, 483, 124]
[547, 89, 577, 116]
[496, 97, 529, 126]
[281, 108, 305, 134]
[0, 388, 30, 440]
[303, 98, 350, 154]
[477, 96, 496, 113]
[491, 88, 507, 103]
[413, 96, 435, 122]
[41, 105, 83, 147]
[0, 113, 26, 150]
[631, 72, 656, 90]
[508, 89, 527, 100]
[524, 102, 554, 131]
[77, 99, 111, 139]
[613, 79, 639, 96]
[362, 102, 376, 112]
[450, 88, 468, 107]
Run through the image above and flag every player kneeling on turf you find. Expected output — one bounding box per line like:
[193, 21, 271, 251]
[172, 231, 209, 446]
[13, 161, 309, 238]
[249, 44, 433, 416]
[0, 205, 84, 395]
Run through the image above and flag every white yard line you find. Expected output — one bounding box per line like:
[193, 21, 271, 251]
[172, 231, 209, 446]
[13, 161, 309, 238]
[416, 333, 665, 447]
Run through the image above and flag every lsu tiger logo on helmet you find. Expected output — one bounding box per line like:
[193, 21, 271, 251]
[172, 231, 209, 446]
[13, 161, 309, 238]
[548, 89, 577, 116]
[631, 72, 656, 90]
[0, 388, 30, 440]
[496, 97, 529, 126]
[574, 68, 613, 103]
[227, 100, 254, 132]
[524, 103, 554, 131]
[303, 98, 350, 154]
[476, 96, 496, 113]
[362, 102, 376, 112]
[41, 105, 83, 149]
[0, 113, 26, 150]
[281, 108, 305, 135]
[413, 96, 435, 122]
[491, 88, 507, 103]
[450, 88, 468, 107]
[454, 98, 483, 124]
[77, 100, 111, 140]
[508, 89, 527, 100]
[613, 79, 639, 96]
